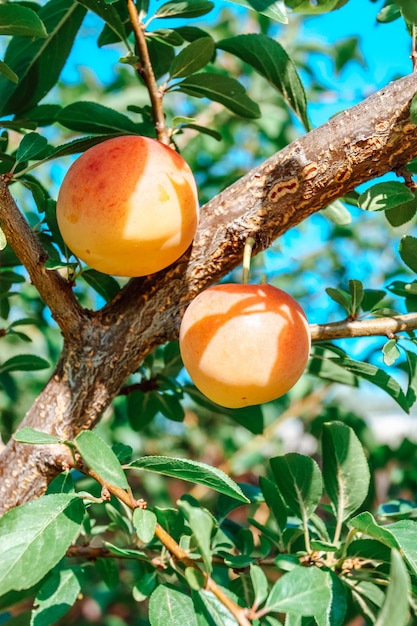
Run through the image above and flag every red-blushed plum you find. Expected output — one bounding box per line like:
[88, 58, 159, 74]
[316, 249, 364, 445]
[179, 283, 311, 408]
[56, 135, 199, 277]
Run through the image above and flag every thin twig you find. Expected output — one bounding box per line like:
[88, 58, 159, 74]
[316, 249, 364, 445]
[126, 0, 170, 145]
[0, 177, 86, 338]
[310, 312, 417, 341]
[85, 468, 252, 626]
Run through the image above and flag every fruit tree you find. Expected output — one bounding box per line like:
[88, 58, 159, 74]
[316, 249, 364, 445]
[1, 1, 417, 624]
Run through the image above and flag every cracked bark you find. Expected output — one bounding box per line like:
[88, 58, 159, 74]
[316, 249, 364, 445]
[1, 72, 417, 515]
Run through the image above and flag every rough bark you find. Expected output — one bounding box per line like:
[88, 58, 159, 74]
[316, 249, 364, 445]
[1, 72, 417, 514]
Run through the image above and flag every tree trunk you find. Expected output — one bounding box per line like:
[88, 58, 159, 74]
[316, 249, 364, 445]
[1, 72, 417, 515]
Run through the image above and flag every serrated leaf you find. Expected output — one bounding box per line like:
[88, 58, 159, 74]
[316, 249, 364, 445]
[170, 37, 215, 79]
[0, 354, 50, 374]
[265, 566, 331, 615]
[321, 422, 370, 525]
[56, 101, 138, 134]
[0, 0, 87, 117]
[133, 508, 157, 544]
[270, 453, 323, 521]
[174, 72, 260, 119]
[259, 475, 287, 537]
[0, 60, 18, 84]
[74, 430, 129, 490]
[31, 567, 84, 626]
[0, 5, 47, 38]
[358, 182, 414, 212]
[374, 549, 410, 626]
[15, 133, 50, 164]
[399, 235, 417, 274]
[81, 269, 120, 303]
[0, 494, 84, 595]
[154, 1, 214, 19]
[224, 0, 287, 22]
[149, 584, 198, 626]
[129, 456, 249, 502]
[13, 427, 62, 445]
[217, 34, 309, 128]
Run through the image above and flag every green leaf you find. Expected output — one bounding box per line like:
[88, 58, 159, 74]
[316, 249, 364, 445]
[399, 235, 417, 274]
[0, 354, 50, 374]
[133, 508, 157, 544]
[174, 73, 261, 119]
[178, 497, 213, 573]
[259, 475, 287, 537]
[0, 5, 47, 38]
[325, 286, 351, 313]
[0, 494, 85, 595]
[0, 226, 7, 249]
[349, 279, 364, 314]
[329, 354, 410, 413]
[74, 430, 129, 490]
[389, 520, 417, 576]
[405, 350, 417, 408]
[183, 385, 264, 434]
[265, 566, 331, 615]
[81, 269, 120, 303]
[169, 37, 215, 79]
[270, 453, 323, 520]
[217, 34, 309, 129]
[31, 567, 84, 626]
[154, 1, 214, 19]
[155, 392, 185, 422]
[75, 0, 127, 44]
[250, 564, 269, 608]
[320, 200, 352, 225]
[382, 339, 401, 366]
[129, 456, 249, 502]
[0, 60, 18, 84]
[377, 4, 401, 23]
[15, 133, 50, 164]
[358, 182, 414, 212]
[193, 588, 239, 625]
[374, 549, 410, 626]
[149, 584, 198, 626]
[350, 512, 399, 549]
[224, 0, 288, 22]
[13, 427, 62, 445]
[0, 0, 87, 117]
[56, 102, 139, 134]
[321, 422, 370, 524]
[285, 0, 344, 13]
[385, 195, 417, 227]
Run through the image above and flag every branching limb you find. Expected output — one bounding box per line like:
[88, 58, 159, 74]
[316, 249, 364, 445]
[126, 0, 170, 145]
[0, 177, 86, 338]
[85, 469, 252, 626]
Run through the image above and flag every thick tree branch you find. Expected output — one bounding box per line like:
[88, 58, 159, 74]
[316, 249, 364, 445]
[1, 72, 417, 514]
[0, 177, 86, 338]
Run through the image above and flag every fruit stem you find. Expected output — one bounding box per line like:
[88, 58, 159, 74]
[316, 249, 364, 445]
[242, 237, 256, 284]
[126, 0, 170, 145]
